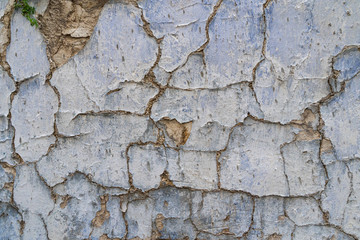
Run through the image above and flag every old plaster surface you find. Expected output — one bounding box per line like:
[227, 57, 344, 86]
[0, 0, 360, 239]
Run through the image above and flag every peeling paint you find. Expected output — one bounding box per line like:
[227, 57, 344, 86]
[1, 0, 360, 239]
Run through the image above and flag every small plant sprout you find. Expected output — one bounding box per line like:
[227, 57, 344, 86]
[15, 0, 39, 28]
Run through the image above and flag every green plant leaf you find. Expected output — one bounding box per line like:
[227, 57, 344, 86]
[15, 0, 38, 28]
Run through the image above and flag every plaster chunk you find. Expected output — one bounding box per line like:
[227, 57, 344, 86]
[282, 140, 326, 196]
[182, 121, 231, 151]
[51, 1, 159, 133]
[91, 196, 126, 239]
[72, 0, 158, 104]
[320, 74, 360, 161]
[0, 127, 15, 165]
[7, 11, 49, 81]
[153, 65, 170, 86]
[321, 161, 351, 227]
[22, 213, 48, 240]
[0, 164, 13, 202]
[139, 0, 217, 72]
[0, 115, 7, 132]
[52, 60, 158, 134]
[0, 1, 8, 18]
[204, 0, 265, 87]
[126, 198, 154, 239]
[254, 60, 330, 123]
[170, 53, 208, 89]
[157, 218, 197, 240]
[0, 66, 15, 117]
[150, 187, 191, 219]
[220, 118, 296, 196]
[266, 0, 360, 80]
[167, 150, 217, 190]
[0, 203, 22, 240]
[152, 84, 262, 126]
[284, 197, 323, 226]
[128, 144, 168, 191]
[342, 160, 360, 238]
[197, 233, 238, 240]
[11, 77, 58, 162]
[152, 85, 262, 151]
[30, 0, 49, 15]
[293, 226, 355, 240]
[46, 174, 105, 240]
[248, 197, 294, 240]
[333, 47, 360, 83]
[37, 114, 157, 188]
[192, 191, 253, 237]
[103, 82, 158, 113]
[13, 164, 54, 216]
[150, 187, 196, 239]
[320, 139, 337, 165]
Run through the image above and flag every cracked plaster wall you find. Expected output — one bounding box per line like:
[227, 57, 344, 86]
[0, 0, 360, 239]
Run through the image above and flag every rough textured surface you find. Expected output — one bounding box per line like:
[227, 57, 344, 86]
[11, 77, 58, 162]
[7, 10, 49, 81]
[1, 0, 360, 239]
[39, 0, 108, 68]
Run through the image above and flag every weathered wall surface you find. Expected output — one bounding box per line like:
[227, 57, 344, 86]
[0, 0, 360, 239]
